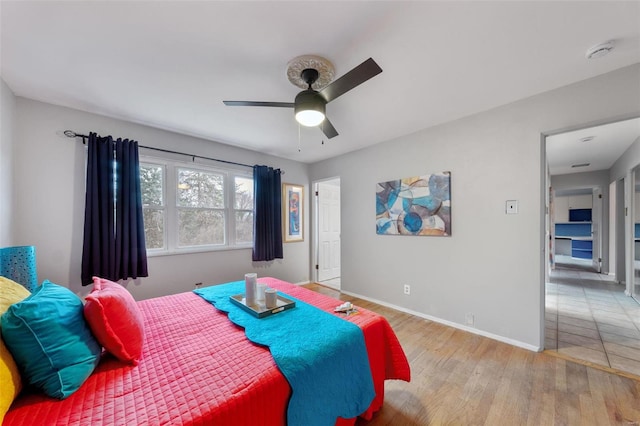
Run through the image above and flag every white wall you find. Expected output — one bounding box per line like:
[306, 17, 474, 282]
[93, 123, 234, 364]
[552, 171, 610, 193]
[13, 99, 310, 300]
[610, 136, 640, 286]
[0, 77, 16, 246]
[610, 136, 640, 182]
[309, 64, 640, 350]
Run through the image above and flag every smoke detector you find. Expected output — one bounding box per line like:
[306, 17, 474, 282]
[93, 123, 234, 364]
[585, 41, 615, 59]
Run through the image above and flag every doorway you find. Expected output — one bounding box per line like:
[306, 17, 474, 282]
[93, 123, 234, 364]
[313, 178, 341, 289]
[551, 187, 601, 273]
[543, 117, 640, 374]
[632, 166, 640, 303]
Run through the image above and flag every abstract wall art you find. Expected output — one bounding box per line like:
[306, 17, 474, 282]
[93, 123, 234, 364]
[376, 172, 451, 236]
[283, 183, 304, 242]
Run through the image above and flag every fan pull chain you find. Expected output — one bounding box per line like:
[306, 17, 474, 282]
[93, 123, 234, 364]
[298, 123, 301, 152]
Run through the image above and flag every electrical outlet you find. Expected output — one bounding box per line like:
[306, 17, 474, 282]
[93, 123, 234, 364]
[403, 284, 411, 295]
[465, 312, 475, 326]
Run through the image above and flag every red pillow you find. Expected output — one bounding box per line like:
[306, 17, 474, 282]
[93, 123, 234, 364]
[84, 277, 144, 364]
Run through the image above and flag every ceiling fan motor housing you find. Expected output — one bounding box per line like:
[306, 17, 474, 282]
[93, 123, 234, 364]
[294, 89, 326, 126]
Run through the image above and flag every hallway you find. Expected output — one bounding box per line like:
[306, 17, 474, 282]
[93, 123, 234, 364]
[545, 258, 640, 377]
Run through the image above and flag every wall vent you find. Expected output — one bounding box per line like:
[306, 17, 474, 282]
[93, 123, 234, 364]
[571, 163, 590, 168]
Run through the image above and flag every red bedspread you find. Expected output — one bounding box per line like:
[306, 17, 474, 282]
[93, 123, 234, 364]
[5, 278, 410, 425]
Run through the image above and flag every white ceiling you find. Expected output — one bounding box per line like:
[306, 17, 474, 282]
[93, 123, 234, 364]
[1, 1, 639, 164]
[547, 118, 640, 176]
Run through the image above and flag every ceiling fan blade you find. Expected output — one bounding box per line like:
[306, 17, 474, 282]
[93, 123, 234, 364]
[320, 117, 339, 139]
[223, 101, 294, 108]
[319, 58, 382, 103]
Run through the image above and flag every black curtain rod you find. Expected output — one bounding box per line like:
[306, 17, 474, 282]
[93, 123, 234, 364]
[63, 130, 281, 173]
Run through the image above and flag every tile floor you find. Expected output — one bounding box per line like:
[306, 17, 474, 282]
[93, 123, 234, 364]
[546, 255, 640, 376]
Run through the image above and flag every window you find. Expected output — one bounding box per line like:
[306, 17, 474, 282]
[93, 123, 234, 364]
[234, 176, 254, 244]
[140, 163, 165, 250]
[140, 158, 253, 254]
[177, 167, 225, 247]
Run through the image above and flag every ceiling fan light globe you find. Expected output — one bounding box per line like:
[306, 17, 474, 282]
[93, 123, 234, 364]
[296, 110, 325, 127]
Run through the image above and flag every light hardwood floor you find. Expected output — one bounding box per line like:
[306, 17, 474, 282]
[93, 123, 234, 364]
[304, 283, 640, 425]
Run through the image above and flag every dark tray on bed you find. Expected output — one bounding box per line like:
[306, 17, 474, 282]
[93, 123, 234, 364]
[229, 294, 296, 318]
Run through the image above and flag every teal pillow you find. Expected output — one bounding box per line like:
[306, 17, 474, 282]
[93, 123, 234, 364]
[1, 280, 101, 399]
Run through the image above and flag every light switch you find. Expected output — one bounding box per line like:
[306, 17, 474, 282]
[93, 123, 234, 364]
[506, 200, 518, 214]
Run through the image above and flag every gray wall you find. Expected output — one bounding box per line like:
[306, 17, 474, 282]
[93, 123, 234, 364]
[309, 64, 640, 350]
[7, 65, 640, 350]
[0, 78, 15, 246]
[12, 99, 311, 301]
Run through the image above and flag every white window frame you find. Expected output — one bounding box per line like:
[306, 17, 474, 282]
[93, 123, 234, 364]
[140, 155, 253, 256]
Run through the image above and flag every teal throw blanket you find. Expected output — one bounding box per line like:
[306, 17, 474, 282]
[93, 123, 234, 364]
[194, 281, 375, 426]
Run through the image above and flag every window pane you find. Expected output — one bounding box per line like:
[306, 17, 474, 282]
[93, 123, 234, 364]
[177, 168, 224, 208]
[178, 209, 225, 246]
[143, 208, 164, 249]
[140, 164, 164, 206]
[235, 211, 253, 244]
[234, 177, 254, 209]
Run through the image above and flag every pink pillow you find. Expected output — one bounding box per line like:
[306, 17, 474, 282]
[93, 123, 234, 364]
[84, 277, 144, 364]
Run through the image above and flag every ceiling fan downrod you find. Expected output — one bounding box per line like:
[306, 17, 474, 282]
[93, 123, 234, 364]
[300, 68, 319, 89]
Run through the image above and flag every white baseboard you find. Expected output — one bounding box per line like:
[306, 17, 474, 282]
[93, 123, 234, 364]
[341, 289, 542, 353]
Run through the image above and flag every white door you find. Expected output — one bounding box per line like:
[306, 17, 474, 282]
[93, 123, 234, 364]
[592, 187, 602, 273]
[317, 181, 340, 283]
[548, 186, 555, 276]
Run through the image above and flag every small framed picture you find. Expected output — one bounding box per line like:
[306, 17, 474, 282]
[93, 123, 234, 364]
[283, 183, 304, 243]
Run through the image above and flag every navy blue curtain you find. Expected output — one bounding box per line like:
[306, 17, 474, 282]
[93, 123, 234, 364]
[81, 133, 148, 285]
[253, 165, 283, 261]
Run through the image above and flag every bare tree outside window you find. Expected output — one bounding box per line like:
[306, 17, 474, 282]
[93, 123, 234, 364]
[139, 159, 253, 252]
[235, 176, 254, 244]
[140, 164, 165, 249]
[177, 168, 225, 246]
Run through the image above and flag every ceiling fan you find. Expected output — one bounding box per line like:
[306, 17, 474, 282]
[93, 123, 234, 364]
[223, 56, 382, 139]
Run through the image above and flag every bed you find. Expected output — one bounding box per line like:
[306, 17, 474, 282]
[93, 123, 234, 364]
[4, 277, 410, 425]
